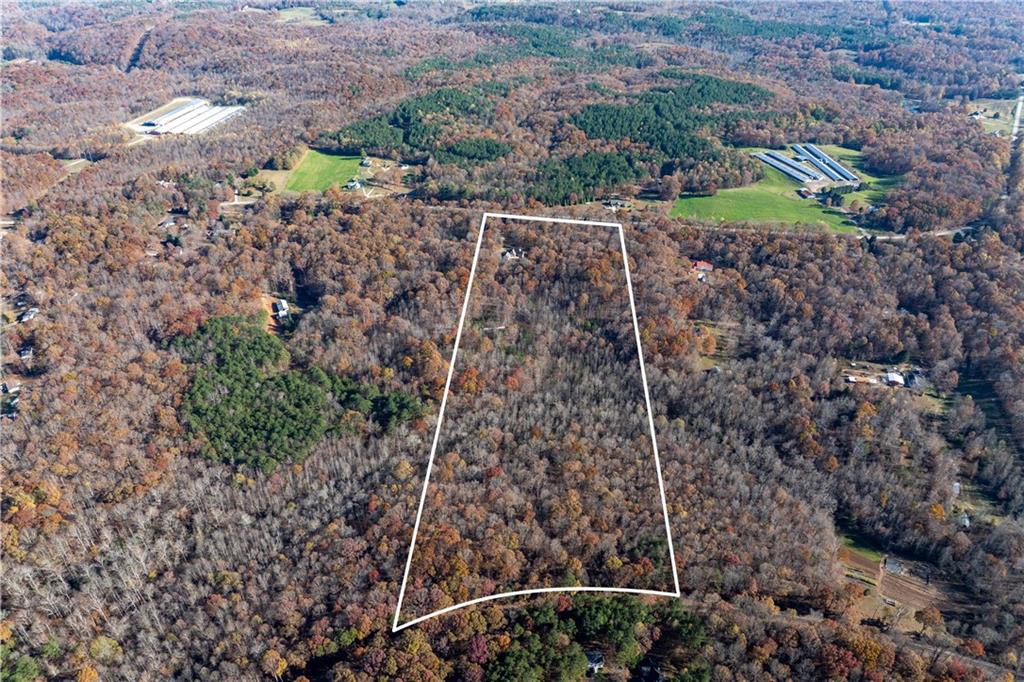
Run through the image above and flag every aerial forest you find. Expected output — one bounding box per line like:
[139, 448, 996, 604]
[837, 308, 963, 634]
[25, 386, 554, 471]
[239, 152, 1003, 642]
[2, 1, 1023, 681]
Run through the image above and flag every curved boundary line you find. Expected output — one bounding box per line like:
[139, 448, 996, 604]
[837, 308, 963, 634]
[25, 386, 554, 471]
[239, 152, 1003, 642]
[396, 586, 680, 631]
[392, 212, 680, 632]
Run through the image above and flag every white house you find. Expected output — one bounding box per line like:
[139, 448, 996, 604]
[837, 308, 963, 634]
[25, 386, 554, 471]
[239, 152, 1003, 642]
[273, 299, 290, 319]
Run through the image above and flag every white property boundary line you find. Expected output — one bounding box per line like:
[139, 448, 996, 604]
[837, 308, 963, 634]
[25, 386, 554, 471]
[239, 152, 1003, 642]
[392, 212, 681, 632]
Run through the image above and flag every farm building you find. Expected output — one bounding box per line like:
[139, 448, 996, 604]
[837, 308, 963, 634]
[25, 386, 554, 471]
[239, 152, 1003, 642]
[692, 260, 713, 283]
[601, 196, 631, 210]
[144, 99, 206, 127]
[752, 151, 822, 183]
[801, 144, 858, 182]
[884, 371, 905, 387]
[143, 98, 244, 136]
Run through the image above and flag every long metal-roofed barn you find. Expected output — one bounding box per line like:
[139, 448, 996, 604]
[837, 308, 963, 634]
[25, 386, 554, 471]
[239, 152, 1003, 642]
[801, 144, 858, 182]
[160, 105, 243, 135]
[144, 99, 207, 127]
[792, 144, 844, 181]
[752, 151, 822, 183]
[143, 98, 244, 135]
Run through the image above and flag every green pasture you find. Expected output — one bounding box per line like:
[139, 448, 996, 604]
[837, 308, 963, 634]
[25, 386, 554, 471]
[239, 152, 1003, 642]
[671, 165, 857, 232]
[671, 144, 901, 233]
[285, 150, 362, 192]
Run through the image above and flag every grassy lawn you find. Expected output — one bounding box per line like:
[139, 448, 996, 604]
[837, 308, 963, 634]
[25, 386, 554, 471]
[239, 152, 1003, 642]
[671, 164, 859, 233]
[276, 7, 327, 25]
[285, 150, 362, 192]
[969, 98, 1017, 136]
[839, 531, 885, 563]
[958, 482, 1005, 526]
[61, 158, 92, 174]
[816, 144, 903, 207]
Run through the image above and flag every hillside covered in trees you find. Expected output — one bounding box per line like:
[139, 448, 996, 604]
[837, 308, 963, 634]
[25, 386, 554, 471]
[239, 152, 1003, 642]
[2, 1, 1024, 681]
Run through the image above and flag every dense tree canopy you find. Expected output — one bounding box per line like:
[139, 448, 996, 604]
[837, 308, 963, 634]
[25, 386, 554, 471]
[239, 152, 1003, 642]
[2, 1, 1022, 680]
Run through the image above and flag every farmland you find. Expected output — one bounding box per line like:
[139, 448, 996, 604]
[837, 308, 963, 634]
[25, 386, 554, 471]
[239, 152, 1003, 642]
[816, 144, 903, 207]
[671, 164, 858, 232]
[970, 97, 1018, 136]
[671, 145, 902, 233]
[284, 150, 362, 192]
[275, 7, 328, 26]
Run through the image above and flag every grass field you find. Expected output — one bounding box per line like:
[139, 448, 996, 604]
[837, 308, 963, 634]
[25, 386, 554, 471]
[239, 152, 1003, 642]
[970, 98, 1017, 136]
[61, 159, 92, 175]
[840, 531, 885, 563]
[276, 7, 327, 25]
[816, 144, 903, 207]
[285, 150, 362, 192]
[671, 165, 858, 232]
[671, 145, 902, 233]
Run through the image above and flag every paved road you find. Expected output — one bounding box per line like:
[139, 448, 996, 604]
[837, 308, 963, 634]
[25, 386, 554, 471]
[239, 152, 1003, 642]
[1011, 93, 1023, 143]
[862, 225, 973, 242]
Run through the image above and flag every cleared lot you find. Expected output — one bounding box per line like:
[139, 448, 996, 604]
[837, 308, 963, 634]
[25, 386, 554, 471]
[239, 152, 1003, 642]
[285, 150, 362, 192]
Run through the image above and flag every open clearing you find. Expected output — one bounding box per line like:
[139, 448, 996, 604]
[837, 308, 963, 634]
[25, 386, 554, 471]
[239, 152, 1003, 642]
[275, 7, 328, 26]
[692, 318, 740, 369]
[816, 144, 903, 206]
[671, 165, 858, 232]
[249, 150, 406, 198]
[970, 97, 1017, 136]
[839, 536, 976, 634]
[60, 158, 92, 175]
[285, 150, 362, 192]
[671, 145, 901, 233]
